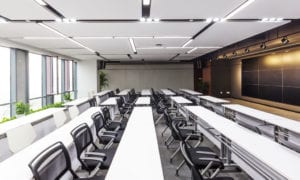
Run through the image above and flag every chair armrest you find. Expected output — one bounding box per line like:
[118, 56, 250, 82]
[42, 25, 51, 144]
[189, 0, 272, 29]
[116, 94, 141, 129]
[196, 151, 217, 156]
[84, 152, 106, 157]
[100, 134, 116, 138]
[103, 130, 118, 134]
[81, 156, 104, 162]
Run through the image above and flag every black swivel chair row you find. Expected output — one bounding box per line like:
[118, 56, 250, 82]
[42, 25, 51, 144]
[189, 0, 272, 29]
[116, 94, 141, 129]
[28, 108, 127, 180]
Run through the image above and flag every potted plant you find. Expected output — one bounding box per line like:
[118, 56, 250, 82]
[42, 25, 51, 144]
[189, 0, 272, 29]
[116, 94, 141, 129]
[16, 101, 30, 118]
[99, 71, 109, 91]
[197, 79, 209, 95]
[63, 92, 72, 102]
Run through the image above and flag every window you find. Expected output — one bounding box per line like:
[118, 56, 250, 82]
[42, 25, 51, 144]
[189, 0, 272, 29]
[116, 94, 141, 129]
[28, 53, 42, 110]
[0, 46, 11, 119]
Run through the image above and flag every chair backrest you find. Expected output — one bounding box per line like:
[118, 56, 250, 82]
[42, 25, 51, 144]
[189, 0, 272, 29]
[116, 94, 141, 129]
[116, 98, 123, 109]
[115, 88, 120, 94]
[89, 97, 97, 107]
[109, 91, 115, 97]
[53, 110, 67, 128]
[28, 142, 78, 180]
[69, 106, 79, 120]
[171, 119, 187, 141]
[102, 107, 111, 122]
[70, 123, 96, 170]
[7, 124, 37, 153]
[91, 111, 105, 134]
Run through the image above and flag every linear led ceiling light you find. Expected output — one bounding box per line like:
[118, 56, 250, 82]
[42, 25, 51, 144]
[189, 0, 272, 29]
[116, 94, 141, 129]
[38, 23, 96, 53]
[129, 38, 137, 54]
[0, 17, 8, 23]
[187, 47, 198, 54]
[34, 0, 47, 6]
[143, 0, 151, 6]
[182, 39, 193, 47]
[223, 0, 255, 20]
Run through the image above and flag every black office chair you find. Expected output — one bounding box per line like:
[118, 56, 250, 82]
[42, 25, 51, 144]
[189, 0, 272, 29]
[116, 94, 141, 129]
[116, 97, 132, 118]
[91, 111, 124, 144]
[180, 142, 232, 180]
[89, 97, 97, 107]
[71, 123, 116, 173]
[102, 107, 127, 131]
[115, 88, 120, 94]
[28, 141, 104, 180]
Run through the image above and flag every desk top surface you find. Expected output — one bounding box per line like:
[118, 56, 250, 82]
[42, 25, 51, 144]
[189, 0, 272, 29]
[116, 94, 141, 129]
[63, 97, 90, 106]
[94, 90, 111, 96]
[141, 89, 152, 96]
[0, 107, 99, 180]
[100, 97, 118, 106]
[171, 96, 193, 104]
[180, 89, 202, 95]
[199, 96, 230, 104]
[135, 97, 151, 105]
[185, 106, 300, 180]
[105, 107, 164, 180]
[0, 108, 65, 135]
[223, 104, 300, 133]
[160, 89, 176, 96]
[117, 89, 131, 96]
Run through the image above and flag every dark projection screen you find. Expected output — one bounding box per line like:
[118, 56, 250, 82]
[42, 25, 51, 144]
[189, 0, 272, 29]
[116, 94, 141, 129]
[242, 53, 300, 106]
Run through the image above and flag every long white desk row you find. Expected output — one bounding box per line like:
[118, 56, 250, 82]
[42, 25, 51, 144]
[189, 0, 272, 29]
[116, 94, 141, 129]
[0, 107, 100, 179]
[0, 108, 67, 162]
[160, 89, 176, 96]
[106, 106, 163, 180]
[63, 97, 92, 113]
[185, 106, 300, 180]
[179, 89, 202, 96]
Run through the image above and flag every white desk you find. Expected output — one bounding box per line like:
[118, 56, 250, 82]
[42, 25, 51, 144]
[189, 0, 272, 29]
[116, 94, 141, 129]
[0, 107, 100, 180]
[105, 107, 163, 180]
[0, 108, 65, 135]
[199, 96, 229, 115]
[170, 96, 193, 105]
[179, 89, 202, 96]
[135, 97, 151, 106]
[160, 89, 176, 96]
[185, 106, 300, 180]
[100, 97, 118, 106]
[94, 90, 111, 103]
[223, 104, 300, 151]
[63, 97, 91, 113]
[117, 89, 131, 96]
[141, 89, 152, 96]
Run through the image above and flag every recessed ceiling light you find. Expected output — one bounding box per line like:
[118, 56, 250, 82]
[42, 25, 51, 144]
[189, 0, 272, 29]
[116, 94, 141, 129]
[260, 43, 267, 49]
[140, 17, 146, 22]
[0, 17, 8, 23]
[146, 18, 152, 22]
[34, 0, 47, 6]
[55, 18, 62, 22]
[281, 36, 289, 44]
[154, 18, 160, 22]
[213, 18, 220, 22]
[269, 18, 276, 22]
[245, 48, 250, 53]
[143, 0, 151, 6]
[206, 18, 213, 23]
[277, 18, 283, 21]
[70, 18, 77, 23]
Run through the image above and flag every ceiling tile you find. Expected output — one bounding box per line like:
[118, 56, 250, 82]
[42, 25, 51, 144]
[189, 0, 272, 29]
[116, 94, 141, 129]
[136, 47, 192, 55]
[11, 38, 79, 49]
[71, 54, 102, 61]
[151, 0, 244, 19]
[0, 0, 58, 20]
[45, 0, 141, 19]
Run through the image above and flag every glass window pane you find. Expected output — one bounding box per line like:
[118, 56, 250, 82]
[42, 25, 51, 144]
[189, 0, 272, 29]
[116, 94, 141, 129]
[29, 53, 42, 99]
[0, 105, 10, 120]
[65, 60, 70, 91]
[29, 98, 42, 110]
[54, 94, 61, 103]
[53, 57, 57, 94]
[0, 46, 10, 104]
[46, 56, 53, 95]
[69, 61, 73, 91]
[58, 59, 62, 93]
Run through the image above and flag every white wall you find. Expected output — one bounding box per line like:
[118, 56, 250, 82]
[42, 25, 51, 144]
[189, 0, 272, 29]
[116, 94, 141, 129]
[77, 60, 97, 98]
[103, 63, 193, 91]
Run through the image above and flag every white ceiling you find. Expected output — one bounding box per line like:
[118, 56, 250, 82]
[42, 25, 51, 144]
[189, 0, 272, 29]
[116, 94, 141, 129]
[151, 0, 245, 19]
[0, 0, 297, 62]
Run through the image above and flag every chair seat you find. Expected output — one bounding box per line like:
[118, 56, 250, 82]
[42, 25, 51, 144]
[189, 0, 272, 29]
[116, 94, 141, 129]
[84, 148, 116, 169]
[175, 128, 199, 140]
[107, 120, 127, 131]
